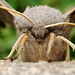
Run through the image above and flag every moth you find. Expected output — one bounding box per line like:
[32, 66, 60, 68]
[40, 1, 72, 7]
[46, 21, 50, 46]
[0, 0, 75, 62]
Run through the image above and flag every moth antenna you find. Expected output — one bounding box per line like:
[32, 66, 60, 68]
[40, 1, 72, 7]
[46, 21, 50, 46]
[0, 6, 36, 27]
[45, 22, 75, 28]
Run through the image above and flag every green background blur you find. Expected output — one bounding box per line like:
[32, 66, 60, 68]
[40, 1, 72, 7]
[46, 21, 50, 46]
[0, 0, 75, 59]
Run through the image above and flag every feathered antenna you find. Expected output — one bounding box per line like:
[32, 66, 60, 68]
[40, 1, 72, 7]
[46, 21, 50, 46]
[0, 6, 36, 27]
[44, 22, 75, 28]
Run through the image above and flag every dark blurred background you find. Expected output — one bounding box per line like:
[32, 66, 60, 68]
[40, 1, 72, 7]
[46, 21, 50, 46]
[0, 0, 75, 59]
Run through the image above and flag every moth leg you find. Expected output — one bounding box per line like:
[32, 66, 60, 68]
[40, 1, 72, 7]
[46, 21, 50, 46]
[65, 44, 70, 61]
[56, 36, 75, 60]
[17, 52, 22, 61]
[4, 33, 25, 60]
[47, 33, 56, 61]
[47, 33, 75, 61]
[56, 36, 75, 51]
[12, 35, 28, 60]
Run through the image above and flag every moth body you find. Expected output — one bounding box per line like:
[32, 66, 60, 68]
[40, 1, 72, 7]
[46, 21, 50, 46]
[14, 6, 73, 62]
[0, 0, 75, 62]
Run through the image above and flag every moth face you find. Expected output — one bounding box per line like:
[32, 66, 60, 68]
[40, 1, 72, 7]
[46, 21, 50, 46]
[31, 25, 49, 42]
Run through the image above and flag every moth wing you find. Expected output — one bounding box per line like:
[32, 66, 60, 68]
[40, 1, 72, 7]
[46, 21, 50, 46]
[0, 0, 16, 27]
[65, 7, 75, 23]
